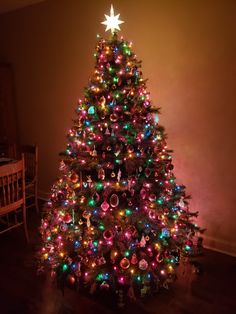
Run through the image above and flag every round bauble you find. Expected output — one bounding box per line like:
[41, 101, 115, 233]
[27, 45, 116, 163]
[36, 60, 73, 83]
[120, 257, 130, 269]
[67, 274, 76, 285]
[148, 209, 156, 220]
[148, 194, 156, 202]
[88, 132, 95, 140]
[63, 213, 72, 224]
[103, 229, 113, 241]
[60, 223, 68, 232]
[110, 113, 118, 122]
[70, 173, 79, 183]
[139, 259, 148, 270]
[110, 194, 119, 207]
[127, 145, 134, 153]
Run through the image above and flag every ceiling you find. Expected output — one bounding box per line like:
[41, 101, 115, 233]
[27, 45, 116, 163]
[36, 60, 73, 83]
[0, 0, 45, 14]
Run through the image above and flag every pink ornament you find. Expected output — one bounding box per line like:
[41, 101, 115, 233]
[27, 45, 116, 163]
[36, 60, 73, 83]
[139, 259, 148, 270]
[60, 223, 68, 232]
[148, 194, 156, 202]
[156, 253, 163, 263]
[124, 231, 132, 240]
[148, 209, 156, 220]
[118, 276, 125, 284]
[98, 256, 106, 265]
[101, 200, 109, 211]
[140, 188, 146, 199]
[110, 194, 119, 207]
[140, 235, 146, 247]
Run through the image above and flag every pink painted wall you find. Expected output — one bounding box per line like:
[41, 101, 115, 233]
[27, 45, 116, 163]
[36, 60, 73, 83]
[0, 0, 235, 255]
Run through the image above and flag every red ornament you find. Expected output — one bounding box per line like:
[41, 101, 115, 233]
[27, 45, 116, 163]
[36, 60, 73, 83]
[103, 229, 113, 241]
[144, 167, 151, 178]
[70, 173, 79, 183]
[131, 253, 138, 264]
[120, 257, 130, 269]
[110, 113, 118, 122]
[63, 213, 72, 223]
[110, 194, 119, 207]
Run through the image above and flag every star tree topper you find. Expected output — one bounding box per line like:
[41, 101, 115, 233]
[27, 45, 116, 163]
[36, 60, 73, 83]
[101, 4, 124, 34]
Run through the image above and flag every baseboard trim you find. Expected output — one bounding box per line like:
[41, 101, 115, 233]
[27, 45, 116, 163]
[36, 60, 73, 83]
[202, 235, 236, 257]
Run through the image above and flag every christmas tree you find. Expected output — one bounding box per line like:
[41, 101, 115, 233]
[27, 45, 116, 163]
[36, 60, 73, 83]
[40, 5, 202, 301]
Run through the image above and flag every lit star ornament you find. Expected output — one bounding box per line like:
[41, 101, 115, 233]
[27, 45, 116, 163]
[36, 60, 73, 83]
[101, 5, 124, 34]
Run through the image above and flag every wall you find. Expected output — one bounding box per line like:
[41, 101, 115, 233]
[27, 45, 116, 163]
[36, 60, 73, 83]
[0, 0, 235, 255]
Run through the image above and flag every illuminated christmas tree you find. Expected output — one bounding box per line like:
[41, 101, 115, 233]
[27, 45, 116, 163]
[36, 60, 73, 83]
[40, 5, 202, 302]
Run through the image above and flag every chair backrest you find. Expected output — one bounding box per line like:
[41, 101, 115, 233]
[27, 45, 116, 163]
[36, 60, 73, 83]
[0, 156, 25, 214]
[0, 142, 17, 159]
[19, 145, 38, 180]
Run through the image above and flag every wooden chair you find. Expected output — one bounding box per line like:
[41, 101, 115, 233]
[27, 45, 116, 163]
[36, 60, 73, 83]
[0, 155, 29, 242]
[19, 145, 39, 213]
[0, 142, 17, 159]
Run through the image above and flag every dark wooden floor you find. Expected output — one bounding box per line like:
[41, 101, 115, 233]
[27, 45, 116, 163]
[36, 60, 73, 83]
[0, 206, 235, 314]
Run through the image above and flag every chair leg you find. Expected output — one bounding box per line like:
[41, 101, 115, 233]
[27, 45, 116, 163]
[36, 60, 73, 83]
[23, 204, 29, 242]
[35, 183, 39, 213]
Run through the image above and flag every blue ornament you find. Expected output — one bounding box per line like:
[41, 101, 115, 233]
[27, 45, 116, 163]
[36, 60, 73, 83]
[161, 228, 170, 238]
[88, 106, 95, 114]
[74, 240, 81, 248]
[144, 129, 152, 139]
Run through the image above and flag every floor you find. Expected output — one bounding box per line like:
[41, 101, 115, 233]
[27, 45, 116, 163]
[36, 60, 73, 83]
[0, 205, 235, 314]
